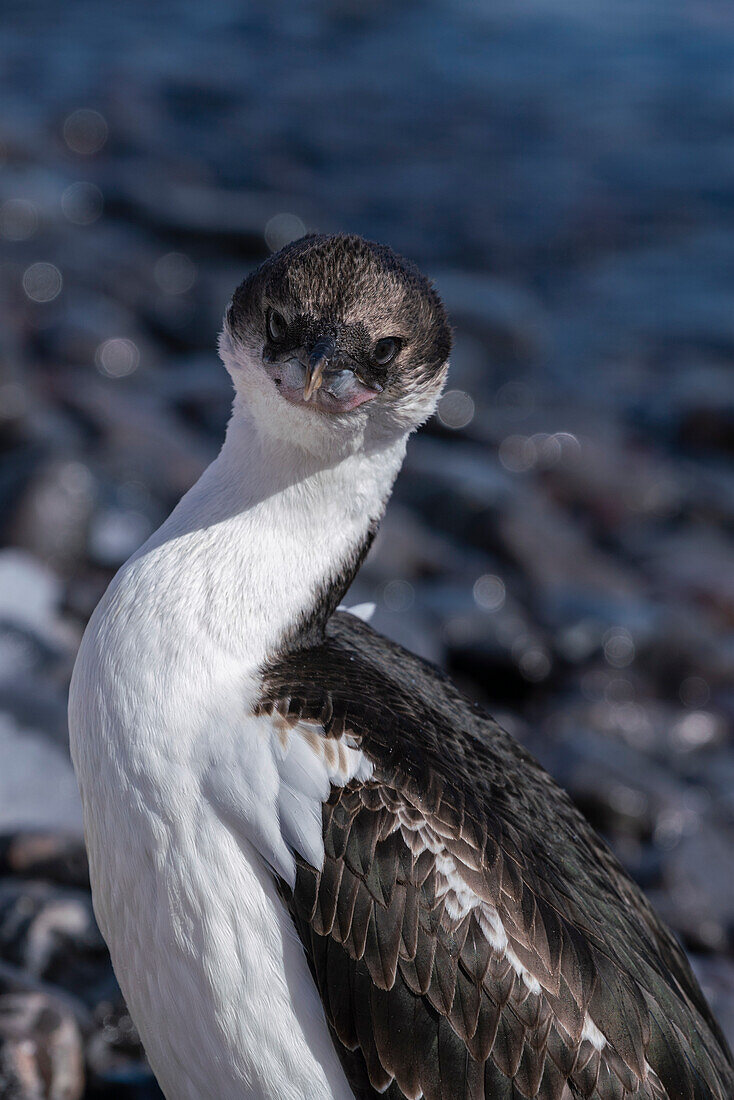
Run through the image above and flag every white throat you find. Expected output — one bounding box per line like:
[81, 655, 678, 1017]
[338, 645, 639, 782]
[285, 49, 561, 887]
[120, 399, 407, 672]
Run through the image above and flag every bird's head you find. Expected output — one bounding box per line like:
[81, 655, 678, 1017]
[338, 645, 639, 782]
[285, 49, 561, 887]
[220, 234, 452, 457]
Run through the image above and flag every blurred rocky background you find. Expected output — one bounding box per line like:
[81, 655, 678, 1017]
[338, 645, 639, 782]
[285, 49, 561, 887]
[1, 0, 734, 1095]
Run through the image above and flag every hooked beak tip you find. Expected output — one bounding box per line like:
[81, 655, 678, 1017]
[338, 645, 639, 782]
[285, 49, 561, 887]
[303, 356, 327, 401]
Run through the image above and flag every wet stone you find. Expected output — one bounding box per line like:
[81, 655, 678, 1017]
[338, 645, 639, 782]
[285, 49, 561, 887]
[85, 1002, 163, 1099]
[0, 991, 84, 1100]
[0, 882, 115, 1010]
[0, 836, 88, 891]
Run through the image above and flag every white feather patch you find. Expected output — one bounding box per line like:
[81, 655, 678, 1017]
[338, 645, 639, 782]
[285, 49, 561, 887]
[275, 719, 372, 873]
[581, 1013, 607, 1052]
[337, 601, 377, 622]
[396, 809, 548, 998]
[205, 714, 372, 889]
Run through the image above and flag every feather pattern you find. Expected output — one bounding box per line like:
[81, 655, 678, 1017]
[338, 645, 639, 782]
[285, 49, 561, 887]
[258, 612, 734, 1100]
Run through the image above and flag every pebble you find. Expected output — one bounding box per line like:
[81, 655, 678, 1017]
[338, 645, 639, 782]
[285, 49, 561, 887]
[0, 835, 88, 891]
[0, 991, 84, 1100]
[0, 881, 115, 1009]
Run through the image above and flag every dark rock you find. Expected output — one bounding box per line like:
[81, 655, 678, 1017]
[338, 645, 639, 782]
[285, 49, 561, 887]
[0, 882, 115, 1010]
[85, 1002, 163, 1099]
[51, 375, 215, 500]
[497, 487, 639, 605]
[678, 401, 734, 456]
[362, 503, 479, 584]
[0, 835, 88, 891]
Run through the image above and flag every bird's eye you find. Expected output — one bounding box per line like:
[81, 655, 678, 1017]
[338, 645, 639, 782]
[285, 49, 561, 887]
[266, 308, 287, 343]
[373, 337, 400, 366]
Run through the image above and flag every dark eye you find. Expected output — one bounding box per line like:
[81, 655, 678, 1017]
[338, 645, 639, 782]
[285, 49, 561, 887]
[373, 337, 400, 366]
[266, 308, 287, 343]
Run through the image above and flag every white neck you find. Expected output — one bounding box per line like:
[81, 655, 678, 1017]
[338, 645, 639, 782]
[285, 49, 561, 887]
[116, 399, 407, 672]
[68, 397, 407, 1100]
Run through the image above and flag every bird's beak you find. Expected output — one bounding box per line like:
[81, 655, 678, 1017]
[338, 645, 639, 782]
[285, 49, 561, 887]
[303, 335, 336, 402]
[303, 357, 326, 401]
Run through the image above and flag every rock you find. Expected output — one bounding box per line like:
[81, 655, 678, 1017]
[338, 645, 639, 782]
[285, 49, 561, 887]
[0, 881, 114, 1009]
[87, 506, 154, 570]
[362, 503, 479, 584]
[497, 486, 639, 605]
[5, 461, 96, 575]
[398, 436, 513, 550]
[0, 715, 82, 835]
[104, 166, 310, 255]
[86, 1002, 163, 1099]
[0, 621, 60, 688]
[430, 582, 551, 703]
[0, 552, 63, 645]
[52, 375, 215, 500]
[0, 835, 88, 891]
[0, 551, 76, 747]
[677, 400, 734, 456]
[149, 355, 232, 436]
[544, 429, 683, 530]
[644, 526, 734, 627]
[0, 991, 84, 1099]
[29, 294, 143, 374]
[537, 701, 708, 841]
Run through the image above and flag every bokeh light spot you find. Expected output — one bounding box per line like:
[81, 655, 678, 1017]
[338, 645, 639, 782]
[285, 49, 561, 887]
[95, 338, 140, 378]
[63, 109, 108, 155]
[518, 647, 551, 682]
[438, 389, 475, 430]
[531, 432, 563, 467]
[264, 213, 306, 253]
[58, 461, 95, 501]
[679, 676, 710, 708]
[498, 434, 536, 472]
[22, 262, 62, 302]
[495, 380, 534, 421]
[382, 579, 415, 612]
[602, 627, 635, 668]
[554, 432, 582, 462]
[154, 252, 197, 295]
[473, 574, 506, 611]
[673, 711, 718, 750]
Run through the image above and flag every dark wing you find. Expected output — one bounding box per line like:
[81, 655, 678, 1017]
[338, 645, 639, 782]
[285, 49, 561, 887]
[258, 612, 734, 1100]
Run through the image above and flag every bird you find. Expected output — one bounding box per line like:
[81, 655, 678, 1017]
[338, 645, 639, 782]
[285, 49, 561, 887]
[68, 233, 733, 1100]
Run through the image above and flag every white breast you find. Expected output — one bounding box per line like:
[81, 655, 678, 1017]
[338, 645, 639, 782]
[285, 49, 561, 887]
[107, 803, 351, 1100]
[71, 622, 355, 1100]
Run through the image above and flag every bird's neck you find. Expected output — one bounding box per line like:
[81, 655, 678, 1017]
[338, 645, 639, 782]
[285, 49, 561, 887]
[118, 404, 407, 672]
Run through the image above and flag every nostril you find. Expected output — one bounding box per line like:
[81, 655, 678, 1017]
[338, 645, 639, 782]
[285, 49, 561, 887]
[309, 335, 336, 368]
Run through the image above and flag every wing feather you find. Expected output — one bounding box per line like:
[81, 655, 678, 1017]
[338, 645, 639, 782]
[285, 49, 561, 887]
[259, 612, 733, 1099]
